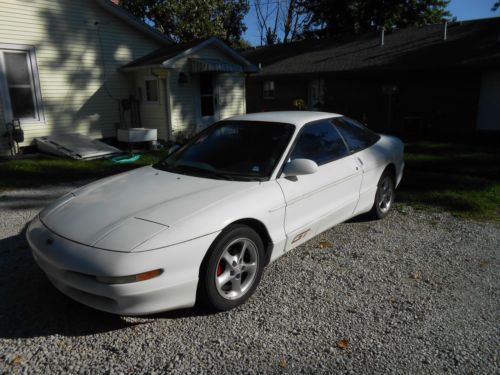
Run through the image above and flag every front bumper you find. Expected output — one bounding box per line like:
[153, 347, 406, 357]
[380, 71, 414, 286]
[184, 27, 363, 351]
[26, 216, 219, 315]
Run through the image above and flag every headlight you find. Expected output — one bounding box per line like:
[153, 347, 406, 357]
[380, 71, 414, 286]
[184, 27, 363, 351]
[96, 269, 163, 284]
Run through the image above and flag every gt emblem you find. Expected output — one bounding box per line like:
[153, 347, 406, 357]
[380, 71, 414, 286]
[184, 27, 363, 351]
[292, 229, 310, 244]
[46, 238, 54, 245]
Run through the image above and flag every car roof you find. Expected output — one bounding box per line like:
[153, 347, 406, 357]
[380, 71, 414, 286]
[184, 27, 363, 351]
[226, 111, 343, 128]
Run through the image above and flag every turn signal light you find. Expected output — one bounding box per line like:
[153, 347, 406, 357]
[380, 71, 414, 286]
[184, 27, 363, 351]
[97, 269, 163, 284]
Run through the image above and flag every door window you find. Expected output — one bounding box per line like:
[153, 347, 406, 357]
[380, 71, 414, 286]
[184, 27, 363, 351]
[333, 117, 380, 152]
[308, 79, 325, 110]
[145, 79, 159, 102]
[200, 73, 214, 117]
[290, 120, 349, 166]
[263, 80, 275, 99]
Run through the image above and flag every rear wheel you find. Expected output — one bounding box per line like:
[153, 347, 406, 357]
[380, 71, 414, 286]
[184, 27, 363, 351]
[370, 171, 395, 219]
[199, 225, 265, 311]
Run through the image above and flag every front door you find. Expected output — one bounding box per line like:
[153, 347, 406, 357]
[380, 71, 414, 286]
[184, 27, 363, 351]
[198, 73, 218, 130]
[277, 119, 363, 251]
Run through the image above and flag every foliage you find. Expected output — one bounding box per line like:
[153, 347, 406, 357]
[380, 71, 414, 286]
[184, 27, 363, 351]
[299, 0, 452, 38]
[120, 0, 249, 46]
[254, 0, 307, 45]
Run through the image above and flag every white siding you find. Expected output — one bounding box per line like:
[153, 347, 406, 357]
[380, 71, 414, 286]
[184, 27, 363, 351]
[217, 73, 246, 120]
[167, 45, 246, 137]
[0, 0, 164, 153]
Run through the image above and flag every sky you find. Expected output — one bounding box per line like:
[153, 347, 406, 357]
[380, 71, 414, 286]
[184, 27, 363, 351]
[243, 0, 499, 46]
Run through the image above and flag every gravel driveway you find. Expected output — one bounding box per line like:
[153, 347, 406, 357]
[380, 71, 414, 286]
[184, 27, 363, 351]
[0, 182, 498, 374]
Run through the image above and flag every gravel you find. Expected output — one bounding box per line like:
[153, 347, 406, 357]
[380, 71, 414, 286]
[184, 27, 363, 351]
[0, 182, 498, 374]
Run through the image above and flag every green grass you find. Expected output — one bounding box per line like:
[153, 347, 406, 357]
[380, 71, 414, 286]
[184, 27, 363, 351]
[398, 141, 500, 223]
[1, 141, 499, 223]
[0, 150, 168, 192]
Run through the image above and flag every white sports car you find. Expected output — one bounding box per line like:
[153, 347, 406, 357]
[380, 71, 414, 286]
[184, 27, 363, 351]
[27, 111, 404, 315]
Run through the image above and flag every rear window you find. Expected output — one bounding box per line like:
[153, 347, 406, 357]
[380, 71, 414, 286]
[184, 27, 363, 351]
[333, 117, 380, 152]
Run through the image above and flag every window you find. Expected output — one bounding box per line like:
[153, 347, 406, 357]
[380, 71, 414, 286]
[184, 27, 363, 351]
[0, 46, 43, 122]
[333, 117, 380, 152]
[263, 80, 275, 99]
[290, 120, 348, 166]
[145, 79, 159, 102]
[199, 73, 214, 117]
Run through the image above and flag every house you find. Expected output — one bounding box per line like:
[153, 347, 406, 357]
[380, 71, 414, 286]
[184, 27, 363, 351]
[243, 17, 500, 136]
[121, 38, 256, 139]
[0, 0, 255, 156]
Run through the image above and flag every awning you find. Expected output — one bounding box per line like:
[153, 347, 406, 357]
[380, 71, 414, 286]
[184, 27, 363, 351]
[189, 58, 244, 73]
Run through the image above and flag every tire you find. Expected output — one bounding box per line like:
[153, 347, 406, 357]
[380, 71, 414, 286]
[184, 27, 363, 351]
[369, 171, 395, 219]
[199, 224, 265, 311]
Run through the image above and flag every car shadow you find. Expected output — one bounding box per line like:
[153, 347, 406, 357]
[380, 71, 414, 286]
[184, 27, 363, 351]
[346, 212, 376, 223]
[0, 225, 210, 339]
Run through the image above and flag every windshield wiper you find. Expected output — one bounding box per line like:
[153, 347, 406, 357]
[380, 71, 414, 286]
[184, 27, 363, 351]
[175, 165, 235, 181]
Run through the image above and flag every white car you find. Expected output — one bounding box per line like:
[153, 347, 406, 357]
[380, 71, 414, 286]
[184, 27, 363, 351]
[27, 112, 404, 315]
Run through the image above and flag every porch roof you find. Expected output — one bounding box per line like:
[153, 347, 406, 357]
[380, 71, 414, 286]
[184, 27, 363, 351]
[121, 37, 258, 72]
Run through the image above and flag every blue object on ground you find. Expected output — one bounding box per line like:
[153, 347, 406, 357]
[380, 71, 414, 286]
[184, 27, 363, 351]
[111, 154, 141, 164]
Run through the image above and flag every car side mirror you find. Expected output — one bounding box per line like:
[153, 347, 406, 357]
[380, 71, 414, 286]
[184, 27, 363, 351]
[168, 144, 181, 155]
[282, 158, 319, 177]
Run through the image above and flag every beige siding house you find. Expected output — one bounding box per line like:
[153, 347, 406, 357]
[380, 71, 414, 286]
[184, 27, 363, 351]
[0, 0, 255, 156]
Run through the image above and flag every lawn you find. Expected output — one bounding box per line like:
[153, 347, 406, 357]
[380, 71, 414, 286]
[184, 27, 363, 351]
[0, 150, 168, 191]
[397, 141, 500, 223]
[0, 142, 498, 222]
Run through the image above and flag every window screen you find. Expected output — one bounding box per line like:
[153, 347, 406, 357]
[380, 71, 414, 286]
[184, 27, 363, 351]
[290, 120, 349, 165]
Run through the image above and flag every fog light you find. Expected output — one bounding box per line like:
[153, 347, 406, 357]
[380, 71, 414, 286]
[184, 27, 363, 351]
[97, 269, 163, 284]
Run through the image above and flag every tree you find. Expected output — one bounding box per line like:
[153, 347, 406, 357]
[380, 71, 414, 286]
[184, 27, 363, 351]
[300, 0, 452, 38]
[254, 0, 307, 45]
[120, 0, 249, 46]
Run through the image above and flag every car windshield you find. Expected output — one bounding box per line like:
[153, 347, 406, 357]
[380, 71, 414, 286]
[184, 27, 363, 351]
[154, 120, 295, 181]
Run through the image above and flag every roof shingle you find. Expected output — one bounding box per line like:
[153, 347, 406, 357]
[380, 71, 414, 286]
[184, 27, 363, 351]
[242, 17, 500, 76]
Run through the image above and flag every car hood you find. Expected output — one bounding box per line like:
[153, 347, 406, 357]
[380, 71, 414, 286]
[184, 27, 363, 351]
[39, 166, 259, 252]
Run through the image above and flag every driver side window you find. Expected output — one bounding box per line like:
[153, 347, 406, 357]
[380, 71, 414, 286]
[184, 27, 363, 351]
[290, 120, 348, 166]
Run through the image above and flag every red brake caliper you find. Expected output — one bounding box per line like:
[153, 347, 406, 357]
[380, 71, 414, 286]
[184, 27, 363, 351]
[216, 262, 223, 276]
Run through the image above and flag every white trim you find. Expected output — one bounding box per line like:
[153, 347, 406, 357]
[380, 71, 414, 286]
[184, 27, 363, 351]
[0, 43, 45, 124]
[162, 37, 258, 72]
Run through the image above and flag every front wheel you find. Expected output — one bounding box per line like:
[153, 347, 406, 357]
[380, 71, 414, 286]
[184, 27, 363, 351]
[370, 171, 395, 219]
[199, 224, 265, 311]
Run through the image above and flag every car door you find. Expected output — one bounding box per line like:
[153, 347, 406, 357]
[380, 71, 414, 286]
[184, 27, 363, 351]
[332, 117, 388, 215]
[277, 119, 363, 251]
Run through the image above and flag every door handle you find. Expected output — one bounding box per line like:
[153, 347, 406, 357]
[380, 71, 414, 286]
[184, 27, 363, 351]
[356, 157, 364, 166]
